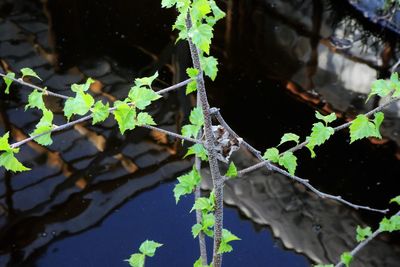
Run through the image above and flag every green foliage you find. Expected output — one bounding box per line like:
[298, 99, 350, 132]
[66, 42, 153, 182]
[200, 55, 218, 81]
[185, 144, 208, 160]
[191, 192, 215, 213]
[25, 90, 46, 111]
[217, 229, 240, 254]
[189, 23, 213, 54]
[192, 212, 215, 238]
[340, 252, 353, 267]
[128, 86, 161, 110]
[186, 67, 199, 94]
[114, 101, 136, 134]
[263, 147, 298, 175]
[92, 101, 110, 125]
[193, 257, 211, 267]
[136, 112, 156, 126]
[349, 112, 384, 143]
[356, 226, 372, 242]
[367, 73, 400, 101]
[174, 167, 202, 203]
[306, 111, 336, 158]
[182, 107, 204, 140]
[30, 109, 54, 146]
[126, 240, 162, 267]
[64, 79, 95, 121]
[21, 67, 41, 80]
[278, 133, 300, 146]
[379, 215, 400, 232]
[0, 132, 30, 172]
[3, 72, 15, 94]
[390, 196, 400, 205]
[225, 162, 238, 178]
[134, 72, 158, 89]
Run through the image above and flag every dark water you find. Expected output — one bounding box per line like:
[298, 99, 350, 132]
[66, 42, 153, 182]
[0, 0, 400, 266]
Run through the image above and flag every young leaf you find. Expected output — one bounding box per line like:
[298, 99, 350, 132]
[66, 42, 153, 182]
[278, 151, 297, 175]
[263, 147, 279, 163]
[186, 68, 199, 94]
[125, 253, 145, 267]
[192, 223, 203, 238]
[340, 252, 353, 267]
[113, 102, 136, 134]
[200, 55, 218, 81]
[390, 195, 400, 205]
[209, 0, 226, 21]
[315, 111, 337, 125]
[0, 150, 30, 172]
[189, 107, 204, 126]
[186, 81, 198, 94]
[3, 72, 15, 94]
[136, 112, 156, 126]
[191, 0, 211, 21]
[64, 91, 95, 121]
[30, 109, 54, 146]
[218, 229, 241, 254]
[161, 0, 177, 8]
[0, 132, 11, 151]
[128, 86, 161, 110]
[21, 67, 41, 80]
[202, 213, 215, 237]
[139, 240, 163, 257]
[367, 79, 391, 102]
[25, 90, 46, 111]
[278, 133, 300, 146]
[306, 122, 334, 158]
[225, 162, 237, 178]
[191, 197, 213, 213]
[184, 144, 208, 161]
[186, 68, 199, 78]
[134, 72, 158, 88]
[173, 168, 201, 203]
[356, 226, 372, 242]
[189, 23, 213, 54]
[349, 112, 384, 143]
[182, 124, 201, 139]
[379, 215, 400, 232]
[92, 101, 110, 125]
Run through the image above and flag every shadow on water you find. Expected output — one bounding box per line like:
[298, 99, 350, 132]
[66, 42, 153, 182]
[0, 0, 400, 266]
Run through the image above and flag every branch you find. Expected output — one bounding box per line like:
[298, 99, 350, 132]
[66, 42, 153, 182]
[335, 210, 400, 267]
[213, 109, 388, 214]
[185, 14, 224, 267]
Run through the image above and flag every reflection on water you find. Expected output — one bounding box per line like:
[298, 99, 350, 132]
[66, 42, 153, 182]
[0, 0, 400, 266]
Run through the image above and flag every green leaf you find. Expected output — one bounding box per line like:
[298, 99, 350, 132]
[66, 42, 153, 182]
[161, 0, 177, 8]
[136, 112, 156, 126]
[306, 122, 334, 158]
[25, 90, 46, 111]
[191, 196, 214, 213]
[209, 0, 226, 21]
[278, 151, 297, 175]
[185, 144, 208, 161]
[21, 67, 41, 80]
[3, 72, 15, 94]
[349, 113, 384, 143]
[356, 226, 372, 242]
[189, 107, 204, 126]
[182, 124, 201, 139]
[390, 196, 400, 205]
[92, 101, 110, 125]
[113, 102, 136, 134]
[191, 0, 211, 21]
[125, 253, 145, 267]
[192, 223, 203, 238]
[173, 11, 188, 41]
[134, 72, 158, 88]
[189, 23, 213, 54]
[367, 79, 392, 102]
[278, 133, 300, 146]
[314, 265, 334, 267]
[200, 55, 218, 81]
[128, 86, 161, 110]
[202, 213, 215, 237]
[379, 215, 400, 232]
[0, 132, 11, 151]
[315, 111, 337, 125]
[340, 252, 353, 267]
[63, 91, 95, 121]
[173, 168, 201, 203]
[186, 80, 198, 94]
[218, 229, 241, 254]
[139, 240, 163, 257]
[71, 78, 94, 93]
[0, 150, 30, 172]
[30, 109, 54, 146]
[225, 162, 237, 178]
[186, 68, 199, 78]
[262, 147, 279, 163]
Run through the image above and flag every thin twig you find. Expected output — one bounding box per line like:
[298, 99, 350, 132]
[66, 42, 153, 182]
[186, 14, 224, 267]
[213, 109, 388, 214]
[335, 210, 400, 267]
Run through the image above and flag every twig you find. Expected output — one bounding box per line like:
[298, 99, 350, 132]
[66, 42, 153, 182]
[335, 210, 400, 267]
[391, 58, 400, 72]
[186, 14, 224, 267]
[213, 109, 389, 214]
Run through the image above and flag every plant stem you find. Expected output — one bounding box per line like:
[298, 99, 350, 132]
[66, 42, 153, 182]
[185, 14, 224, 267]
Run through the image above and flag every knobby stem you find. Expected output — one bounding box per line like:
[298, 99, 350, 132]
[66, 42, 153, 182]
[185, 14, 225, 267]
